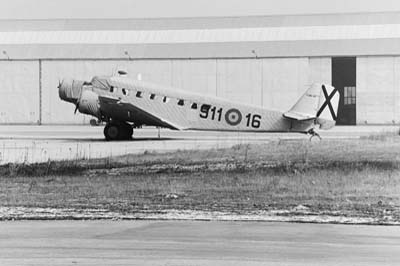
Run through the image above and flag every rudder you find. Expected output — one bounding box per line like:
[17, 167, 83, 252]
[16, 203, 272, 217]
[284, 83, 339, 130]
[316, 84, 339, 129]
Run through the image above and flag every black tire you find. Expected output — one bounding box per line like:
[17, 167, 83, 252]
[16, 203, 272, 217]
[125, 124, 133, 139]
[104, 123, 120, 141]
[119, 123, 132, 140]
[104, 122, 133, 141]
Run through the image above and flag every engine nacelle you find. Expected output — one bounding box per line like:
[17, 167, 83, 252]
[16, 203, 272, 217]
[78, 90, 101, 118]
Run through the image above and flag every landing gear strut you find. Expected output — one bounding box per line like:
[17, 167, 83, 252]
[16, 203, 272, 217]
[104, 122, 133, 141]
[307, 128, 321, 141]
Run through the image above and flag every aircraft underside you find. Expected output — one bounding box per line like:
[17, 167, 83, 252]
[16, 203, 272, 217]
[100, 115, 318, 141]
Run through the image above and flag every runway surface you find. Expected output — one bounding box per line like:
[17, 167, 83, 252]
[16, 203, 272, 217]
[0, 125, 398, 164]
[0, 220, 399, 266]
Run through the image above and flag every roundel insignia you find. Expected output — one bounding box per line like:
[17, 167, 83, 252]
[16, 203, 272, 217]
[225, 108, 242, 126]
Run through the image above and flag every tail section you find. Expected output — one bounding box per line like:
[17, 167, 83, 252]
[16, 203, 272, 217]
[315, 84, 340, 129]
[284, 83, 339, 130]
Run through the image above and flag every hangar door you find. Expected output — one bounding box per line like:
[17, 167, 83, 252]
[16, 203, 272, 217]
[332, 57, 356, 125]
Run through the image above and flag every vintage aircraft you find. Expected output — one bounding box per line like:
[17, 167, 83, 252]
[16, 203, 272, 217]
[58, 72, 339, 141]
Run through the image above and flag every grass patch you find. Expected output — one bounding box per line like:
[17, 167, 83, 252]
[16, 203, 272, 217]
[1, 136, 400, 219]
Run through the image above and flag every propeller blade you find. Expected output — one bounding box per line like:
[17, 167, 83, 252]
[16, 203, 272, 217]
[74, 103, 79, 114]
[57, 79, 64, 89]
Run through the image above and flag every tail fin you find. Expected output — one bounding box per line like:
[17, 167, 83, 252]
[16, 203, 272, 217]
[284, 83, 339, 130]
[315, 84, 340, 129]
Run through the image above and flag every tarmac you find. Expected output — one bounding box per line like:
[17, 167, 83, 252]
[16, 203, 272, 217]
[0, 125, 398, 164]
[0, 220, 399, 266]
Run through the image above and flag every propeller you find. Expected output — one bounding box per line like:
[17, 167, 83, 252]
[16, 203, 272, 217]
[57, 78, 64, 89]
[74, 102, 79, 114]
[58, 78, 88, 116]
[74, 82, 83, 115]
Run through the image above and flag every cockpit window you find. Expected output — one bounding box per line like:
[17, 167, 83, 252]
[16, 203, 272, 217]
[110, 86, 114, 93]
[136, 91, 143, 98]
[91, 76, 111, 90]
[122, 88, 128, 95]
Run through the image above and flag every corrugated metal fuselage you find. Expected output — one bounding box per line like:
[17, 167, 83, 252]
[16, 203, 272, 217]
[95, 77, 315, 133]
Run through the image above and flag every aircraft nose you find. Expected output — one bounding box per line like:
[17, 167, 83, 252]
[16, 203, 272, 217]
[58, 78, 83, 104]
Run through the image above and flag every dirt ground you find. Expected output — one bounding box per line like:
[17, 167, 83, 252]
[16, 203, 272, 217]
[1, 135, 400, 224]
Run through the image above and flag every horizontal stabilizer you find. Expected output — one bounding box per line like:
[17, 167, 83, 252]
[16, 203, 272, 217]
[283, 83, 339, 130]
[283, 111, 315, 121]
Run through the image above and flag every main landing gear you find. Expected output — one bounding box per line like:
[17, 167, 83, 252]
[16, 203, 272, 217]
[103, 122, 133, 141]
[307, 128, 321, 141]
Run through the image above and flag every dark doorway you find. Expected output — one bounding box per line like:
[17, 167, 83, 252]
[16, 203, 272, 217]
[332, 57, 356, 125]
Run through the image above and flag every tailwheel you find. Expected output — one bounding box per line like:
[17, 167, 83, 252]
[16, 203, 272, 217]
[104, 122, 133, 141]
[308, 128, 321, 141]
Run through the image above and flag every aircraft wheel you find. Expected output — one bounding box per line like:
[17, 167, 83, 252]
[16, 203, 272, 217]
[127, 126, 133, 139]
[104, 122, 133, 141]
[120, 123, 133, 140]
[104, 123, 120, 141]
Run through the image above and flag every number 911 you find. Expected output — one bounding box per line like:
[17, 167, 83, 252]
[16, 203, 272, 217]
[200, 104, 222, 121]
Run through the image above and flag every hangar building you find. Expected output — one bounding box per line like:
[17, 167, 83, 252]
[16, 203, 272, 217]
[1, 12, 400, 125]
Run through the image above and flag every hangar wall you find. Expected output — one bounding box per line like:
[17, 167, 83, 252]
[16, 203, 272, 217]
[16, 56, 400, 125]
[3, 13, 400, 126]
[37, 57, 331, 124]
[0, 61, 39, 124]
[357, 56, 400, 124]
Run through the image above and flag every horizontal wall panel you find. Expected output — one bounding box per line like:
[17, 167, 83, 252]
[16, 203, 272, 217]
[4, 13, 400, 32]
[4, 25, 400, 45]
[4, 39, 400, 60]
[0, 61, 39, 123]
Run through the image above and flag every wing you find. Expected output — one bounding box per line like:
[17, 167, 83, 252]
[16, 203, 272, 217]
[98, 95, 183, 130]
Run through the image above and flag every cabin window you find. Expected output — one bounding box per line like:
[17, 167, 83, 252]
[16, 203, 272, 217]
[110, 86, 114, 93]
[177, 99, 184, 106]
[136, 91, 143, 98]
[191, 103, 198, 109]
[122, 88, 129, 96]
[150, 93, 156, 100]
